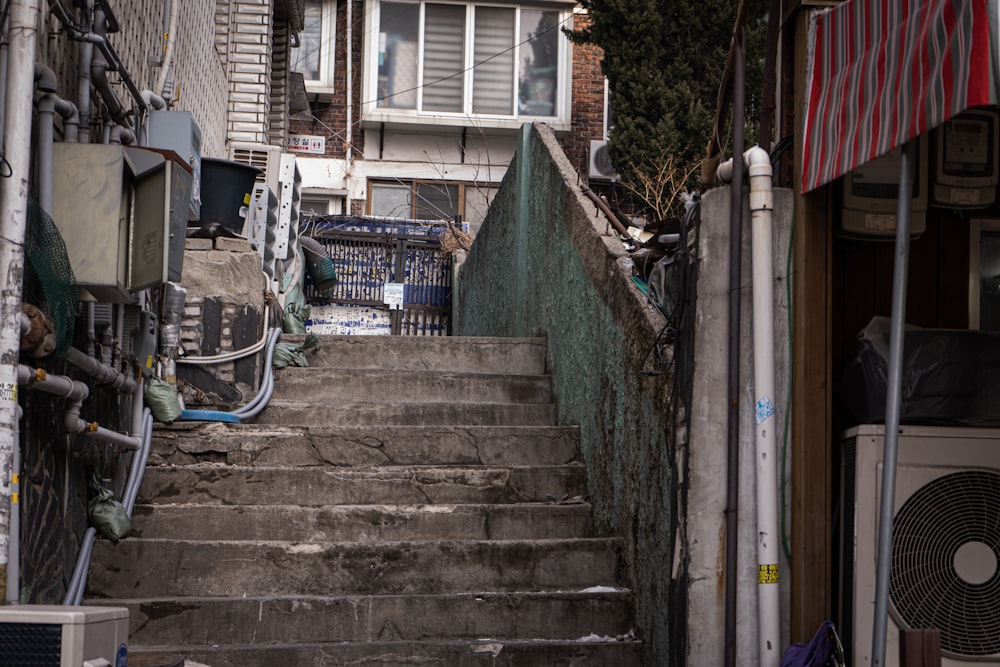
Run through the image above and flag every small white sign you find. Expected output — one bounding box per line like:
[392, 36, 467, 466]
[287, 134, 325, 154]
[383, 282, 405, 310]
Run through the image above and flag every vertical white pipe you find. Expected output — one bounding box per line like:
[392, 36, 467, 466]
[746, 146, 780, 667]
[36, 94, 55, 213]
[0, 0, 42, 603]
[345, 0, 353, 215]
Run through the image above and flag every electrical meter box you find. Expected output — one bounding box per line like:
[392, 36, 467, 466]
[840, 138, 928, 239]
[134, 147, 194, 281]
[146, 110, 202, 221]
[932, 109, 1000, 209]
[52, 143, 175, 302]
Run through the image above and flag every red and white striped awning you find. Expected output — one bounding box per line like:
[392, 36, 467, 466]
[801, 0, 995, 193]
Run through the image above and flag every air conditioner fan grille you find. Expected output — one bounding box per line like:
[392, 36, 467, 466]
[890, 469, 1000, 658]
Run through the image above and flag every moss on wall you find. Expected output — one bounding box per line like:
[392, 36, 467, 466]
[458, 123, 677, 665]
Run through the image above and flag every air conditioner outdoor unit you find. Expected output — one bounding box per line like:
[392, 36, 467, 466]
[0, 605, 129, 666]
[839, 425, 1000, 666]
[229, 142, 282, 195]
[589, 140, 620, 181]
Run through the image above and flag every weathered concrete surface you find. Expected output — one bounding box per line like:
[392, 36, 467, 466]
[249, 399, 558, 426]
[132, 640, 641, 667]
[130, 502, 594, 541]
[687, 186, 794, 665]
[105, 592, 635, 645]
[135, 464, 588, 505]
[282, 334, 549, 374]
[88, 335, 639, 664]
[457, 123, 674, 665]
[272, 368, 554, 404]
[151, 423, 580, 467]
[88, 538, 623, 598]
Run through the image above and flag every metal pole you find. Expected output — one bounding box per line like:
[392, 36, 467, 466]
[724, 27, 746, 667]
[0, 0, 42, 604]
[871, 140, 914, 667]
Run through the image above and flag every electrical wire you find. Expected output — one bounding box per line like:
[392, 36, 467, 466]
[780, 211, 794, 563]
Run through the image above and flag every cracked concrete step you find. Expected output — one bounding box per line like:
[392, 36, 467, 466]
[96, 591, 635, 646]
[128, 638, 642, 667]
[271, 368, 553, 404]
[136, 464, 587, 506]
[248, 399, 558, 426]
[130, 502, 594, 542]
[88, 538, 624, 598]
[281, 334, 548, 374]
[152, 424, 580, 467]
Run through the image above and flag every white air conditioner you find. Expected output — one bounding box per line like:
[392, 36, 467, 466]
[229, 142, 282, 195]
[0, 605, 129, 666]
[839, 425, 1000, 666]
[589, 140, 619, 181]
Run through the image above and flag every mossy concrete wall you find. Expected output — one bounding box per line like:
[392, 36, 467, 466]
[457, 123, 676, 665]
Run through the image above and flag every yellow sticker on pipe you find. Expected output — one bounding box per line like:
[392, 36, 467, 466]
[758, 564, 779, 584]
[11, 493, 18, 504]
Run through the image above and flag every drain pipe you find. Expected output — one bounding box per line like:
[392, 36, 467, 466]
[78, 0, 94, 144]
[154, 0, 179, 98]
[345, 0, 354, 214]
[717, 144, 780, 667]
[0, 0, 42, 604]
[62, 347, 137, 394]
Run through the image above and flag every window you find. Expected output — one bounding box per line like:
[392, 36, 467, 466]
[369, 180, 463, 221]
[291, 0, 337, 91]
[368, 0, 569, 125]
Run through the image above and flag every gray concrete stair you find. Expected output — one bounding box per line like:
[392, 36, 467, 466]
[87, 335, 640, 664]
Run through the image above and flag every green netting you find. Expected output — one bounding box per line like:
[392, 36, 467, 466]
[23, 199, 78, 357]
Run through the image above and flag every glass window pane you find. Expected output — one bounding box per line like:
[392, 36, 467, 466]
[292, 0, 324, 81]
[414, 183, 459, 220]
[473, 8, 515, 115]
[518, 9, 559, 117]
[422, 4, 466, 113]
[378, 2, 420, 109]
[371, 183, 413, 218]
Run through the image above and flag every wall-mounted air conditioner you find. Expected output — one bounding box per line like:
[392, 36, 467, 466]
[839, 425, 1000, 666]
[230, 142, 283, 196]
[589, 140, 620, 181]
[0, 605, 129, 666]
[52, 144, 178, 302]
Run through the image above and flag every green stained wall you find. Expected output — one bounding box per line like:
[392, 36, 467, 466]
[458, 123, 677, 665]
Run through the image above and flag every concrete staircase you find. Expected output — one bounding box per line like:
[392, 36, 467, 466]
[86, 335, 641, 665]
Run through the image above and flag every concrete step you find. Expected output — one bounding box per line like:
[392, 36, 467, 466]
[271, 367, 553, 404]
[281, 334, 548, 374]
[130, 502, 594, 541]
[87, 538, 623, 598]
[152, 423, 580, 467]
[136, 464, 587, 506]
[128, 638, 642, 667]
[249, 399, 558, 426]
[96, 591, 634, 645]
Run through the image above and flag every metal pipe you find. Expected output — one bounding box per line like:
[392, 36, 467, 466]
[77, 0, 94, 144]
[154, 0, 179, 97]
[871, 140, 915, 667]
[580, 184, 630, 237]
[53, 96, 79, 143]
[0, 6, 9, 146]
[0, 0, 43, 603]
[62, 346, 137, 393]
[345, 0, 354, 214]
[723, 28, 746, 667]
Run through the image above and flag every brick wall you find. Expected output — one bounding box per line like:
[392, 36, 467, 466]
[288, 0, 362, 159]
[563, 11, 605, 181]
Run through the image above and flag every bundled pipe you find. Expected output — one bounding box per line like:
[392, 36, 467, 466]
[717, 145, 780, 667]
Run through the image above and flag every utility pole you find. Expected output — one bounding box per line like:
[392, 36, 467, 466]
[0, 0, 42, 603]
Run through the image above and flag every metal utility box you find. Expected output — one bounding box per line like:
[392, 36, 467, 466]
[146, 110, 202, 221]
[134, 147, 193, 281]
[0, 604, 129, 666]
[52, 143, 174, 302]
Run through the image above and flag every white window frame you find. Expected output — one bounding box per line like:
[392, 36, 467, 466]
[362, 0, 574, 131]
[293, 0, 338, 94]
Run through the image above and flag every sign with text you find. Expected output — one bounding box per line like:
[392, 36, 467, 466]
[287, 134, 325, 154]
[383, 282, 404, 310]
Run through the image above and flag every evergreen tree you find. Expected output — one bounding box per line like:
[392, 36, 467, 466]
[567, 0, 766, 222]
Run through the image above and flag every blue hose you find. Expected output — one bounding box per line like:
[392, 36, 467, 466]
[179, 409, 241, 423]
